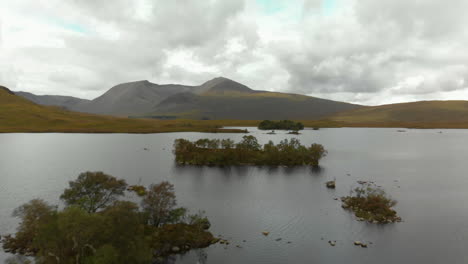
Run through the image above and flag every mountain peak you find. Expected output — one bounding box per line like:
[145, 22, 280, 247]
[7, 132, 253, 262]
[197, 77, 252, 94]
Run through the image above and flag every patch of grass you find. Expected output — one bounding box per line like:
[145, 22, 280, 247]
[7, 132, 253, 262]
[328, 100, 468, 128]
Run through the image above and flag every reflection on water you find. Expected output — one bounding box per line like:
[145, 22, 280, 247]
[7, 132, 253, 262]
[2, 128, 468, 263]
[155, 249, 207, 264]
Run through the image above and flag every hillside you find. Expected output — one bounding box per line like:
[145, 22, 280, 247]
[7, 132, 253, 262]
[17, 77, 361, 119]
[15, 91, 90, 109]
[0, 86, 245, 133]
[148, 77, 360, 120]
[327, 100, 468, 128]
[72, 80, 195, 116]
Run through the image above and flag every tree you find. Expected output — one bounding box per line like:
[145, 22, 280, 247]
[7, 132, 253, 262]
[142, 181, 177, 227]
[308, 143, 327, 166]
[2, 174, 215, 264]
[220, 139, 235, 149]
[237, 135, 261, 151]
[99, 201, 152, 264]
[2, 199, 55, 255]
[60, 172, 127, 213]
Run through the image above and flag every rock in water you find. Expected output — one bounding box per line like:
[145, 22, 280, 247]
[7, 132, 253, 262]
[171, 246, 180, 252]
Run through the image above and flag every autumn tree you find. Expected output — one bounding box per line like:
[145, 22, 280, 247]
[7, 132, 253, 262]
[60, 171, 127, 213]
[142, 181, 177, 227]
[2, 199, 55, 255]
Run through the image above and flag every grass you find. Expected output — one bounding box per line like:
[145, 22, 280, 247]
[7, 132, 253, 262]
[327, 100, 468, 128]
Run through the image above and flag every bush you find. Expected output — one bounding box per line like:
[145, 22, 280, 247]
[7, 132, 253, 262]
[341, 182, 401, 223]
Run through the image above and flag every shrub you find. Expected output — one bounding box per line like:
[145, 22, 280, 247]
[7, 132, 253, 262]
[341, 182, 401, 223]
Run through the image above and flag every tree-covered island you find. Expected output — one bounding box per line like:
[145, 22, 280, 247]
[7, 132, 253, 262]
[1, 172, 216, 264]
[258, 120, 305, 131]
[174, 135, 327, 166]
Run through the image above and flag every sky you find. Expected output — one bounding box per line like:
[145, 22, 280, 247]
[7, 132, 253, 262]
[0, 0, 467, 105]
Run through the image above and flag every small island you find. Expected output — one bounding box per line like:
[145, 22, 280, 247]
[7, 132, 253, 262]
[258, 120, 304, 131]
[341, 182, 401, 223]
[173, 135, 327, 166]
[1, 172, 216, 263]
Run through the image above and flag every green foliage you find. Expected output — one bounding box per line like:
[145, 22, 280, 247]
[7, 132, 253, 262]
[128, 185, 147, 196]
[258, 120, 304, 131]
[1, 199, 56, 255]
[173, 136, 327, 166]
[2, 172, 215, 264]
[342, 183, 401, 223]
[142, 182, 177, 227]
[151, 224, 215, 256]
[60, 172, 127, 213]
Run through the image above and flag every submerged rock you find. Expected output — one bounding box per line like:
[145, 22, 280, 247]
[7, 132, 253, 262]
[262, 231, 270, 236]
[326, 181, 336, 189]
[354, 241, 362, 246]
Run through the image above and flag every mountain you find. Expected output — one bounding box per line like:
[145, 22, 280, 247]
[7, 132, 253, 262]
[15, 77, 361, 120]
[0, 85, 241, 133]
[149, 77, 361, 120]
[72, 80, 195, 116]
[327, 100, 468, 128]
[15, 91, 90, 110]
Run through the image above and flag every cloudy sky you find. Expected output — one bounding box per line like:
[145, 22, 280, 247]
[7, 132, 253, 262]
[1, 0, 467, 105]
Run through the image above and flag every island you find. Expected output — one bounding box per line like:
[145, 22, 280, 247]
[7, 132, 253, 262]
[1, 172, 217, 263]
[258, 120, 305, 131]
[341, 182, 402, 223]
[173, 135, 327, 166]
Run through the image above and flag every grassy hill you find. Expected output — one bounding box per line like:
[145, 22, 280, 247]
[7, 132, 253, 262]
[0, 86, 247, 133]
[327, 100, 468, 128]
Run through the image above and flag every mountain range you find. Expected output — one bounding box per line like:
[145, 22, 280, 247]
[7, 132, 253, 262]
[15, 77, 361, 120]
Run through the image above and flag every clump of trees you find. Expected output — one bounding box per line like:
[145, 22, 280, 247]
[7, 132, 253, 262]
[174, 135, 327, 166]
[258, 120, 304, 131]
[341, 182, 401, 223]
[1, 172, 214, 264]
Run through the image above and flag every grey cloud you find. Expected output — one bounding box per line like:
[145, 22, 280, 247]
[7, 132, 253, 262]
[274, 0, 468, 103]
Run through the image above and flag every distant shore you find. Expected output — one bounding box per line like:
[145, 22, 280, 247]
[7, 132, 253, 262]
[3, 119, 468, 133]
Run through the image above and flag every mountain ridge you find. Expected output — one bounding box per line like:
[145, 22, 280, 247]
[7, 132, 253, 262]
[16, 77, 361, 120]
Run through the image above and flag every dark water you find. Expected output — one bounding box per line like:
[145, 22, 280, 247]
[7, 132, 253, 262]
[2, 128, 468, 264]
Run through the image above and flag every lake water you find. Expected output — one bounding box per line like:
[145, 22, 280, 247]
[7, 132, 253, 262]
[1, 128, 468, 263]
